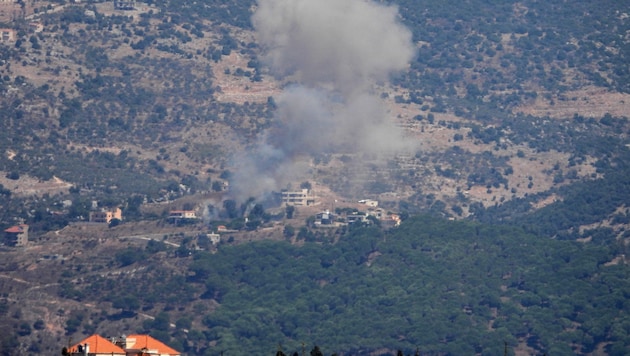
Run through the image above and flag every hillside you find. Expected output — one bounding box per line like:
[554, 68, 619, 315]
[0, 0, 627, 220]
[0, 0, 629, 355]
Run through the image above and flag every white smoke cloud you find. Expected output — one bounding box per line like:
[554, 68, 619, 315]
[252, 0, 414, 95]
[229, 0, 417, 202]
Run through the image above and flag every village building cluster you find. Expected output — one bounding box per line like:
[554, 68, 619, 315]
[2, 185, 402, 249]
[314, 207, 401, 228]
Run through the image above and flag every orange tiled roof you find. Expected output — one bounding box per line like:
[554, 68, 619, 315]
[126, 334, 180, 355]
[4, 225, 26, 233]
[69, 334, 125, 354]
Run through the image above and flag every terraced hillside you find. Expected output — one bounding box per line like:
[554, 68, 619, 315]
[0, 0, 629, 355]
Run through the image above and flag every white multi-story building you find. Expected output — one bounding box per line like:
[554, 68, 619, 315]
[281, 189, 315, 206]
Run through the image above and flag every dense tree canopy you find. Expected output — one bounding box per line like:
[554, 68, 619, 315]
[180, 216, 629, 355]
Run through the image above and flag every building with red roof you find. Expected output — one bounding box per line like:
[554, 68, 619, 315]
[66, 334, 125, 355]
[120, 334, 181, 356]
[3, 224, 28, 246]
[64, 334, 180, 356]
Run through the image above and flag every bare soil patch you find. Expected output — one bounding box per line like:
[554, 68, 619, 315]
[516, 86, 630, 119]
[0, 172, 72, 196]
[213, 52, 280, 104]
[0, 2, 23, 23]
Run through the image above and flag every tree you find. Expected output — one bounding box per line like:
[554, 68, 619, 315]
[223, 199, 238, 219]
[115, 247, 144, 266]
[212, 180, 223, 192]
[283, 225, 295, 239]
[29, 35, 41, 50]
[125, 195, 144, 220]
[152, 312, 171, 332]
[17, 322, 31, 336]
[65, 313, 83, 335]
[249, 203, 265, 220]
[112, 295, 140, 313]
[109, 218, 122, 227]
[286, 205, 295, 219]
[310, 346, 323, 356]
[175, 317, 192, 330]
[146, 239, 167, 254]
[33, 319, 45, 330]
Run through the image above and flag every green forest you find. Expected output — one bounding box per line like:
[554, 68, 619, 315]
[178, 215, 629, 355]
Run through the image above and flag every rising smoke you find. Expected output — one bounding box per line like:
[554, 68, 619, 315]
[229, 0, 417, 202]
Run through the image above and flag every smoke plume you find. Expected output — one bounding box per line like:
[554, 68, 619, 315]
[230, 0, 416, 201]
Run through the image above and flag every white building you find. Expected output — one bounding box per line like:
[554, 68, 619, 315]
[281, 189, 315, 206]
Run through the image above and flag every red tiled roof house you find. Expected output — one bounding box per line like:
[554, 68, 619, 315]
[121, 334, 181, 356]
[4, 224, 28, 247]
[65, 334, 180, 356]
[66, 334, 125, 355]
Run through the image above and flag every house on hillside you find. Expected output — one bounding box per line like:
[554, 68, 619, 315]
[89, 207, 123, 224]
[114, 0, 135, 10]
[281, 189, 315, 206]
[29, 22, 44, 33]
[167, 210, 197, 224]
[114, 334, 181, 356]
[4, 224, 28, 246]
[65, 334, 180, 356]
[207, 232, 220, 245]
[0, 29, 15, 42]
[314, 210, 335, 226]
[358, 199, 379, 207]
[168, 210, 196, 220]
[380, 212, 402, 228]
[346, 212, 370, 225]
[65, 334, 125, 355]
[346, 209, 401, 228]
